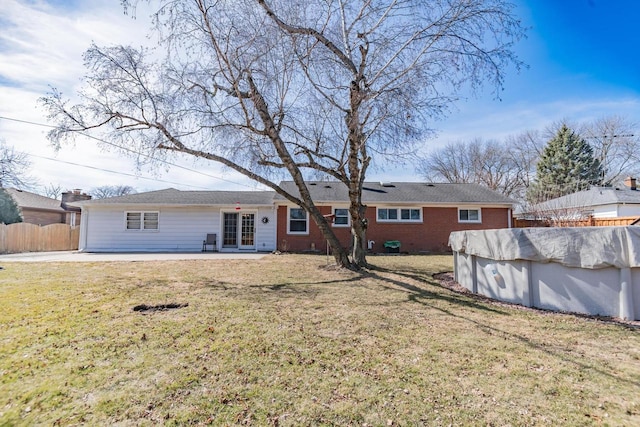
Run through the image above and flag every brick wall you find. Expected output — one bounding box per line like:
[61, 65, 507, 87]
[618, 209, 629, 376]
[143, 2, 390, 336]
[21, 208, 66, 226]
[277, 205, 510, 253]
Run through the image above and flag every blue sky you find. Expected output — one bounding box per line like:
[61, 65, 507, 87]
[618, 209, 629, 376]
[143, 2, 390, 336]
[0, 0, 638, 192]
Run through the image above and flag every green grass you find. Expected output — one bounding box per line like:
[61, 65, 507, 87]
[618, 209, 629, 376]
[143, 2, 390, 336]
[0, 254, 638, 426]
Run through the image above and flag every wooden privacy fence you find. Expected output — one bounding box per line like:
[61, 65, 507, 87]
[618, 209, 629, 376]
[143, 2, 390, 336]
[0, 223, 80, 254]
[514, 216, 640, 228]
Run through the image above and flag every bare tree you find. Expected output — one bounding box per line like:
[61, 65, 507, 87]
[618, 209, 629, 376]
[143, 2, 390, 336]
[583, 115, 640, 185]
[41, 0, 524, 268]
[417, 141, 476, 184]
[0, 139, 38, 189]
[418, 134, 540, 200]
[90, 185, 136, 199]
[523, 187, 597, 227]
[41, 183, 63, 199]
[504, 130, 544, 200]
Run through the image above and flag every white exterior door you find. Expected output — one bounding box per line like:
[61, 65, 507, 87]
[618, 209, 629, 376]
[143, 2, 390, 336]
[222, 212, 256, 250]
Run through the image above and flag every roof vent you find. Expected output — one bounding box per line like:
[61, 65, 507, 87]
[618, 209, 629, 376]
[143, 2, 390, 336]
[380, 182, 395, 187]
[309, 183, 317, 186]
[324, 185, 332, 189]
[426, 184, 435, 187]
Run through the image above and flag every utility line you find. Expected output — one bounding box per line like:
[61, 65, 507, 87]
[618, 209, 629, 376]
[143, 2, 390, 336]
[0, 115, 255, 189]
[28, 153, 213, 190]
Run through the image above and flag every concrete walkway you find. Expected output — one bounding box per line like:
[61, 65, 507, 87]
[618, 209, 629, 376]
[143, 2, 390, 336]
[0, 251, 268, 262]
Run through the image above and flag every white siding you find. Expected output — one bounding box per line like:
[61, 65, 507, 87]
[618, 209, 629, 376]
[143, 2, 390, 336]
[592, 204, 640, 218]
[82, 205, 276, 252]
[592, 204, 619, 218]
[254, 207, 277, 252]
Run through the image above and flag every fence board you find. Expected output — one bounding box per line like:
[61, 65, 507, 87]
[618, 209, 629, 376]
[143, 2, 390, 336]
[0, 223, 80, 253]
[514, 216, 640, 228]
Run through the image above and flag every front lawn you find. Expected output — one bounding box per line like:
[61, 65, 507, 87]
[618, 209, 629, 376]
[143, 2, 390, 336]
[0, 255, 638, 425]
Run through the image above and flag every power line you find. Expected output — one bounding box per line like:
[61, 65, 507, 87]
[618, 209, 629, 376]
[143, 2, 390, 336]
[28, 153, 213, 190]
[0, 115, 255, 189]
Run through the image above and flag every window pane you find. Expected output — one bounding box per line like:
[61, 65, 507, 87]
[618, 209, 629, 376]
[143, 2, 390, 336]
[459, 210, 469, 221]
[468, 210, 479, 221]
[126, 212, 141, 229]
[410, 209, 420, 220]
[388, 209, 397, 220]
[290, 208, 306, 220]
[378, 209, 388, 220]
[290, 220, 307, 232]
[334, 208, 348, 225]
[400, 209, 410, 220]
[144, 212, 159, 229]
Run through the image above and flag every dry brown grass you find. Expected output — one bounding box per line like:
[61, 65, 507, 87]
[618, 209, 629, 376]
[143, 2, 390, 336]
[0, 254, 638, 425]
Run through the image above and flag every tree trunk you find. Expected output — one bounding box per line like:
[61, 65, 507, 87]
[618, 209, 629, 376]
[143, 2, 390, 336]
[307, 208, 352, 268]
[350, 209, 368, 268]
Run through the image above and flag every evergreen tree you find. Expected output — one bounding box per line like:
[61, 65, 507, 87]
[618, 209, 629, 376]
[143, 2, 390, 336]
[528, 125, 603, 202]
[0, 189, 23, 224]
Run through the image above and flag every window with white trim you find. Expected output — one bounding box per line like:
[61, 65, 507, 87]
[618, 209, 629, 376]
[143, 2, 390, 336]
[288, 207, 308, 234]
[377, 207, 422, 222]
[126, 211, 159, 230]
[333, 208, 349, 227]
[458, 208, 481, 223]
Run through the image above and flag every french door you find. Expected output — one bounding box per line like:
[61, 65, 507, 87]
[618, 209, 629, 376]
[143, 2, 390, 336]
[222, 212, 255, 250]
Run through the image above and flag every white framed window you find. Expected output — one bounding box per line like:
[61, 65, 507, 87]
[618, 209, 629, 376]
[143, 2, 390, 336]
[376, 207, 422, 222]
[458, 208, 481, 223]
[333, 208, 350, 227]
[287, 207, 308, 234]
[126, 211, 159, 230]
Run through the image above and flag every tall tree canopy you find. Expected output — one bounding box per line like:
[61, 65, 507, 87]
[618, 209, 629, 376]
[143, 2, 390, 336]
[418, 134, 542, 201]
[528, 124, 603, 202]
[0, 139, 37, 190]
[42, 0, 524, 268]
[583, 115, 640, 185]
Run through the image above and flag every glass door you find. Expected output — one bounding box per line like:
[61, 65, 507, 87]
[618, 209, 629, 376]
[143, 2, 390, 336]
[222, 212, 255, 250]
[223, 212, 238, 248]
[239, 213, 255, 250]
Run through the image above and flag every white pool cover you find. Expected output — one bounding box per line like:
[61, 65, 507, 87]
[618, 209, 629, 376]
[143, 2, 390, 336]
[449, 226, 640, 269]
[449, 227, 640, 320]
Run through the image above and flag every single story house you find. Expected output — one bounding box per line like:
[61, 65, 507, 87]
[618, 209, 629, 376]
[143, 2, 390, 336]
[3, 188, 91, 226]
[525, 177, 640, 219]
[76, 181, 514, 253]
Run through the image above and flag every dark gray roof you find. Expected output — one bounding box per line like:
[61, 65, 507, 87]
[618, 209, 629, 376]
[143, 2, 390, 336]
[533, 186, 640, 211]
[81, 182, 514, 207]
[82, 188, 276, 206]
[3, 188, 65, 212]
[275, 181, 515, 205]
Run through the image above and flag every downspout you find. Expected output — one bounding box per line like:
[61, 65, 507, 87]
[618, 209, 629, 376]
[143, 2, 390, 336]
[79, 207, 88, 251]
[508, 208, 512, 228]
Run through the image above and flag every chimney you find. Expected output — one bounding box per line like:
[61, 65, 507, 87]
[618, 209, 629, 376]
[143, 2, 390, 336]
[61, 189, 92, 209]
[624, 177, 637, 191]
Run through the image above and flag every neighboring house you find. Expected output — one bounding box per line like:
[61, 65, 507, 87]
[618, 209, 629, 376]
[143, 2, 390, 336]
[3, 188, 91, 226]
[76, 182, 514, 253]
[526, 177, 640, 219]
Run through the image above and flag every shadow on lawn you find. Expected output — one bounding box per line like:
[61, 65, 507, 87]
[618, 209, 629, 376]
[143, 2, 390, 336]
[372, 264, 640, 389]
[366, 264, 508, 315]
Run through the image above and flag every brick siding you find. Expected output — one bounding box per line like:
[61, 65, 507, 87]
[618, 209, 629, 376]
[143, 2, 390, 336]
[21, 208, 66, 226]
[277, 205, 510, 253]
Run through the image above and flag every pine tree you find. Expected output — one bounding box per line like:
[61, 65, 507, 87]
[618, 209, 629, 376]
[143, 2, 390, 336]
[528, 125, 603, 202]
[0, 189, 23, 224]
